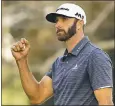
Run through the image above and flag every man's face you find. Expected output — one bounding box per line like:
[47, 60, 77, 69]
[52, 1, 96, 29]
[55, 16, 78, 41]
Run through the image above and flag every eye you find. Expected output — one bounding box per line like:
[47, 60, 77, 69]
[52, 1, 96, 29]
[62, 16, 68, 21]
[63, 16, 67, 20]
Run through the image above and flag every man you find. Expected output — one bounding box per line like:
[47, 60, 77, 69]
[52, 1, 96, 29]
[11, 3, 113, 105]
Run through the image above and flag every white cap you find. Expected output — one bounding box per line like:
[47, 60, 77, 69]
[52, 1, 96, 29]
[46, 3, 86, 25]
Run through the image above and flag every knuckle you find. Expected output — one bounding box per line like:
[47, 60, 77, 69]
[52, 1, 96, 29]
[14, 42, 18, 46]
[12, 45, 15, 48]
[17, 41, 21, 45]
[15, 42, 20, 46]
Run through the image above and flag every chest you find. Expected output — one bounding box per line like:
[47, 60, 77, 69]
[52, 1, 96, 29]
[52, 54, 89, 93]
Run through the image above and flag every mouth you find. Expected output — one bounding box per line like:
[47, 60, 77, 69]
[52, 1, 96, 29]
[56, 29, 64, 33]
[57, 31, 63, 33]
[57, 30, 64, 34]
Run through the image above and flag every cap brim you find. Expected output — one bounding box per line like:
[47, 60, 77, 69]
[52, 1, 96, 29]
[46, 13, 73, 23]
[46, 13, 58, 23]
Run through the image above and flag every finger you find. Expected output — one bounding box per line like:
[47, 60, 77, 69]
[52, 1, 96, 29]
[14, 41, 24, 51]
[11, 45, 18, 52]
[24, 39, 29, 47]
[18, 41, 25, 50]
[15, 42, 21, 51]
[21, 38, 29, 46]
[20, 38, 25, 44]
[21, 43, 25, 50]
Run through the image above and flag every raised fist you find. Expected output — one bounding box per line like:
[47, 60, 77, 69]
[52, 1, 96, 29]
[11, 38, 30, 61]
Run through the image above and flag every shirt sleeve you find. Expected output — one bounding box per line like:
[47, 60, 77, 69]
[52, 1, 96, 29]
[45, 61, 54, 79]
[46, 69, 52, 79]
[87, 49, 113, 91]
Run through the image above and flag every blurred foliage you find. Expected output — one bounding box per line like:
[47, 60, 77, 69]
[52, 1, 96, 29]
[2, 1, 114, 105]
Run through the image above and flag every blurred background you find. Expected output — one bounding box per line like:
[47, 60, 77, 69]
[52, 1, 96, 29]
[2, 1, 114, 105]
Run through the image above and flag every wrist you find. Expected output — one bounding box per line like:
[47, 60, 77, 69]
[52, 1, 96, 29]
[16, 57, 28, 63]
[16, 57, 29, 71]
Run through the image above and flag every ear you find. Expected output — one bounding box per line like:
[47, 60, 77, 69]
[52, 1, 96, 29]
[77, 20, 84, 30]
[76, 20, 81, 30]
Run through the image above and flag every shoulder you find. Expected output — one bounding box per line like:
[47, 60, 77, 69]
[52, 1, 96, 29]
[88, 46, 112, 67]
[91, 47, 111, 61]
[82, 42, 111, 61]
[87, 42, 111, 60]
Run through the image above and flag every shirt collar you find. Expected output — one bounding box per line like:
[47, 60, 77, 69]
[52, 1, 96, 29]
[64, 36, 90, 56]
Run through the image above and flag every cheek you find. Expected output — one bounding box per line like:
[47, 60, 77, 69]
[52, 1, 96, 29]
[66, 27, 71, 33]
[64, 26, 70, 33]
[65, 23, 73, 31]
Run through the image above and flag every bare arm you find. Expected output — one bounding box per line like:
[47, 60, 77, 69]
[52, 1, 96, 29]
[11, 38, 53, 104]
[94, 87, 113, 105]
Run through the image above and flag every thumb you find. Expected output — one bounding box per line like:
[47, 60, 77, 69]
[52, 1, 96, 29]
[21, 38, 30, 47]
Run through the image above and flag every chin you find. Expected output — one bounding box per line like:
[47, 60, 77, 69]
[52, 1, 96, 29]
[57, 36, 67, 41]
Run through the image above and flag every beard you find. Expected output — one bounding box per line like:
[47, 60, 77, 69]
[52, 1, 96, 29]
[56, 19, 78, 41]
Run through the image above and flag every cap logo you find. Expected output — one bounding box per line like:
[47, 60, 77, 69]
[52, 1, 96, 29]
[82, 16, 84, 19]
[56, 7, 69, 12]
[75, 12, 84, 19]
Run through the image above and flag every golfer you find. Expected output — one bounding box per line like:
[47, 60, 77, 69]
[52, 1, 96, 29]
[11, 3, 113, 105]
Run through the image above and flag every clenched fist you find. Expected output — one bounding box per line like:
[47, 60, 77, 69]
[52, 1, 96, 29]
[11, 38, 30, 61]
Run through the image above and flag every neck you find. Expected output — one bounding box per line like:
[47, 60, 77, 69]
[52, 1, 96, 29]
[65, 31, 84, 53]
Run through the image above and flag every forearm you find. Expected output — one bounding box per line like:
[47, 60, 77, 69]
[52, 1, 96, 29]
[16, 58, 40, 100]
